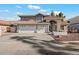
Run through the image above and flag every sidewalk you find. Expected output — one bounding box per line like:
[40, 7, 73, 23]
[0, 32, 14, 37]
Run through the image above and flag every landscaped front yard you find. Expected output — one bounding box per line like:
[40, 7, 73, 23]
[52, 33, 79, 41]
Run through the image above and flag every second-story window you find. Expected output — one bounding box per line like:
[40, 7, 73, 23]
[36, 16, 43, 22]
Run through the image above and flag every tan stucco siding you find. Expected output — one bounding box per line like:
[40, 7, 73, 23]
[0, 25, 9, 36]
[56, 20, 68, 32]
[0, 25, 9, 33]
[56, 20, 61, 31]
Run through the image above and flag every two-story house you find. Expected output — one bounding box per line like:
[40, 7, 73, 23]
[17, 13, 68, 34]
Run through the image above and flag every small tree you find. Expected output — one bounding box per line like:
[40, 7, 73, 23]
[58, 12, 63, 17]
[56, 14, 59, 17]
[51, 11, 55, 16]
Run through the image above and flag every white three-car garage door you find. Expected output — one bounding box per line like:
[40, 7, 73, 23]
[17, 24, 49, 33]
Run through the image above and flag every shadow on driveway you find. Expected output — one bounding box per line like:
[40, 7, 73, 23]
[10, 36, 79, 55]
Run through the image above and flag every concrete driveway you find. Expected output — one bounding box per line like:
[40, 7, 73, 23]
[1, 33, 79, 55]
[0, 33, 54, 55]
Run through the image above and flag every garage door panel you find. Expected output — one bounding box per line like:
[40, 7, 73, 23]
[18, 25, 36, 33]
[37, 25, 47, 33]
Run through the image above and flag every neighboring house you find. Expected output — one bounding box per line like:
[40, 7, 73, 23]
[0, 20, 17, 34]
[68, 16, 79, 33]
[0, 20, 10, 33]
[17, 13, 68, 34]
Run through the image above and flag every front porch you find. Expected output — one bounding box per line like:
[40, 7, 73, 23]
[48, 20, 68, 35]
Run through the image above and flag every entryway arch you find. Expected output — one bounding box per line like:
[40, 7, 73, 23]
[49, 20, 57, 32]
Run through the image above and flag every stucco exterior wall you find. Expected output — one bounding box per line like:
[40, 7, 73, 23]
[56, 20, 61, 31]
[55, 20, 68, 32]
[0, 25, 9, 33]
[64, 26, 68, 32]
[0, 26, 2, 36]
[0, 25, 9, 36]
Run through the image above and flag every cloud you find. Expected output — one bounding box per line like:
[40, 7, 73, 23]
[0, 17, 4, 19]
[39, 9, 48, 13]
[54, 11, 61, 15]
[16, 12, 21, 14]
[16, 6, 22, 8]
[16, 12, 24, 15]
[5, 16, 20, 21]
[0, 10, 9, 12]
[48, 8, 52, 11]
[27, 5, 40, 10]
[4, 10, 9, 12]
[46, 12, 51, 15]
[44, 11, 60, 16]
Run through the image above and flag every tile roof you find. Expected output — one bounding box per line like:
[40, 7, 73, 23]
[17, 20, 36, 25]
[0, 20, 17, 25]
[0, 20, 49, 25]
[18, 13, 47, 17]
[44, 16, 64, 23]
[61, 21, 68, 26]
[44, 16, 64, 20]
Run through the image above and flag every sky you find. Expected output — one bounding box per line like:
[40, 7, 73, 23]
[0, 4, 79, 21]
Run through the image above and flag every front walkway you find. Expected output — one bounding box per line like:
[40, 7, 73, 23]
[0, 33, 79, 55]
